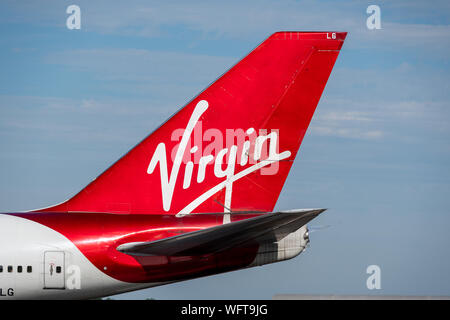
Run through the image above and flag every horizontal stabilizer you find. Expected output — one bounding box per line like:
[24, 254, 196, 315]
[116, 208, 326, 256]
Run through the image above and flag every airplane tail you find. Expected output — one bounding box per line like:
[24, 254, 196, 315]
[38, 31, 346, 215]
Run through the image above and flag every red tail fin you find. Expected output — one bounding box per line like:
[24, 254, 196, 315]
[39, 31, 346, 215]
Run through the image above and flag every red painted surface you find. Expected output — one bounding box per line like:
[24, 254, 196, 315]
[14, 212, 261, 283]
[36, 32, 346, 216]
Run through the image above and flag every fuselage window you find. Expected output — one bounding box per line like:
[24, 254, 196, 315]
[0, 265, 33, 274]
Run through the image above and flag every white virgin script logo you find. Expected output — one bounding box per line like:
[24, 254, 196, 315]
[147, 100, 291, 216]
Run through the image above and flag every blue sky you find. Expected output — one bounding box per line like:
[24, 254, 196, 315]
[0, 0, 449, 298]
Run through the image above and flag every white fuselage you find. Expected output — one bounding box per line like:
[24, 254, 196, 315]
[0, 214, 160, 299]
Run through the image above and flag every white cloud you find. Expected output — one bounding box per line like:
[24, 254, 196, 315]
[0, 95, 175, 145]
[3, 0, 450, 54]
[316, 111, 373, 122]
[45, 48, 235, 100]
[311, 126, 384, 140]
[310, 96, 450, 141]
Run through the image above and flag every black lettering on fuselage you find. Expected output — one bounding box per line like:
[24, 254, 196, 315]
[0, 288, 14, 296]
